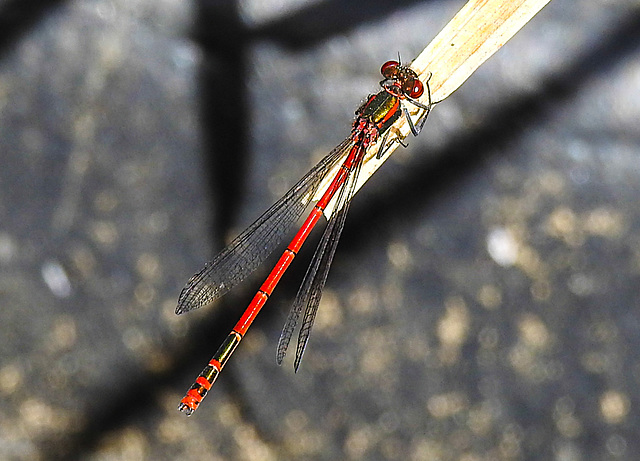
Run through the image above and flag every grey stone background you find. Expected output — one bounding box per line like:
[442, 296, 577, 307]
[0, 0, 639, 460]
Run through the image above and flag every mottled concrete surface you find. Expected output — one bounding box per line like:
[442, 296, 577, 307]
[1, 1, 639, 460]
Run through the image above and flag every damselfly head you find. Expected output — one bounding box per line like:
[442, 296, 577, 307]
[381, 60, 424, 99]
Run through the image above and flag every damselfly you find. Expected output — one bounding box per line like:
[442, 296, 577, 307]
[177, 60, 432, 415]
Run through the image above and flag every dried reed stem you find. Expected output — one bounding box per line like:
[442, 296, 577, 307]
[321, 0, 552, 215]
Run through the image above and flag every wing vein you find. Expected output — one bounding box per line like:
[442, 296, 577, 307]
[176, 138, 353, 314]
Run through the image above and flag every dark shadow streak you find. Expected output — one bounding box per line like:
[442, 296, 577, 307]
[0, 0, 69, 58]
[251, 0, 429, 49]
[195, 2, 249, 246]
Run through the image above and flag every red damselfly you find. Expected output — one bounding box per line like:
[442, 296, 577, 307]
[177, 60, 432, 415]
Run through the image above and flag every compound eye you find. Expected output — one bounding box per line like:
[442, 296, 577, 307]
[380, 60, 399, 78]
[406, 78, 424, 98]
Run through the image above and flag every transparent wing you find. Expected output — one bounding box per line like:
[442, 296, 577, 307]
[276, 142, 365, 370]
[176, 138, 353, 314]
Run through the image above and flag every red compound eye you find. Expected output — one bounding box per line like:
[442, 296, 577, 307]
[405, 78, 424, 98]
[380, 60, 399, 78]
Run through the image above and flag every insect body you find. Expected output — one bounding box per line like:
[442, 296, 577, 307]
[177, 60, 431, 416]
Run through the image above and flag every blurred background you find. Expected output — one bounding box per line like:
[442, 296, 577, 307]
[1, 0, 640, 459]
